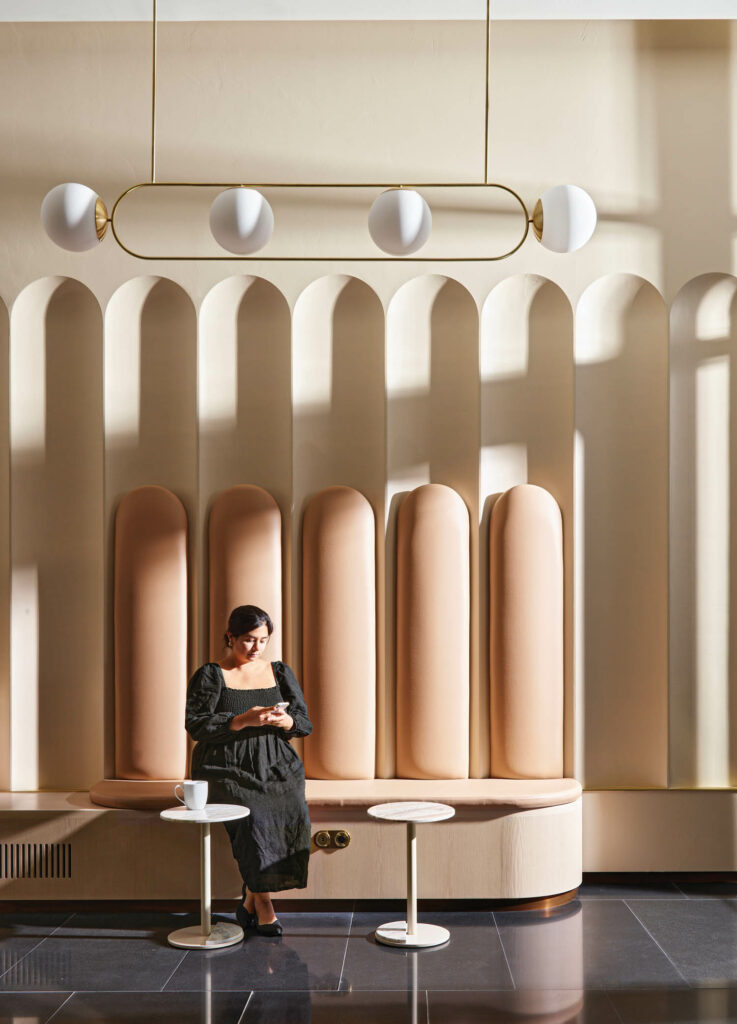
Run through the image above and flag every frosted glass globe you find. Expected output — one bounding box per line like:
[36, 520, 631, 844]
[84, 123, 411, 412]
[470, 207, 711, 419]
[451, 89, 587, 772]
[537, 185, 597, 253]
[209, 188, 274, 255]
[41, 183, 106, 252]
[368, 189, 431, 255]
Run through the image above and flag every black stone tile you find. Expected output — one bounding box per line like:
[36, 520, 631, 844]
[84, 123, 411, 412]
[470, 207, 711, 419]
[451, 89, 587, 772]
[677, 882, 737, 900]
[0, 991, 71, 1023]
[495, 901, 688, 989]
[0, 912, 73, 978]
[244, 989, 427, 1024]
[49, 990, 251, 1023]
[0, 912, 195, 992]
[428, 989, 621, 1023]
[164, 927, 346, 992]
[579, 878, 685, 900]
[340, 911, 513, 992]
[610, 987, 737, 1022]
[627, 900, 737, 987]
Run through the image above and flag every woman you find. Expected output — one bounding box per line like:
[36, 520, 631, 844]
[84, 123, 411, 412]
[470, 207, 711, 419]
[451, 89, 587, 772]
[185, 605, 312, 936]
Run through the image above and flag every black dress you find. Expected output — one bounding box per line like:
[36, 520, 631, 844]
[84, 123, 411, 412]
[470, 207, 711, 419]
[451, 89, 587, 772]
[185, 660, 313, 893]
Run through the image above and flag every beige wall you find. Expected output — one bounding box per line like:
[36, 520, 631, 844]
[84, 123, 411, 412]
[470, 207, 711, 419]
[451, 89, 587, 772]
[0, 18, 735, 855]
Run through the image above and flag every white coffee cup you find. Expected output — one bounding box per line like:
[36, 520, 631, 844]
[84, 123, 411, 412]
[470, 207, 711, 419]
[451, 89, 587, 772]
[174, 779, 208, 810]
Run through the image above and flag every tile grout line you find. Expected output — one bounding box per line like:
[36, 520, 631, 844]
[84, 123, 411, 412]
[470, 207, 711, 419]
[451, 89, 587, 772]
[492, 912, 516, 990]
[623, 900, 691, 987]
[158, 949, 189, 992]
[672, 882, 689, 898]
[0, 911, 76, 982]
[336, 909, 353, 991]
[41, 990, 76, 1023]
[235, 989, 254, 1024]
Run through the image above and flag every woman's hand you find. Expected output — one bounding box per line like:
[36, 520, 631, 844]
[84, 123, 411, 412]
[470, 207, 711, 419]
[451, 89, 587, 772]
[229, 706, 294, 731]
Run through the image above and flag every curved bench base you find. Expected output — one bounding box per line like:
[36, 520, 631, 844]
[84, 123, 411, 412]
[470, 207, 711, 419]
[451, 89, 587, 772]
[90, 779, 185, 811]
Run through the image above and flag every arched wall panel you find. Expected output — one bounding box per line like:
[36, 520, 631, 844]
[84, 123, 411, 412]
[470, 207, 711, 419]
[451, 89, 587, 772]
[292, 275, 385, 764]
[10, 278, 103, 790]
[575, 275, 668, 788]
[199, 276, 291, 661]
[386, 276, 479, 778]
[104, 277, 197, 777]
[0, 297, 9, 790]
[490, 484, 564, 779]
[670, 274, 737, 787]
[481, 276, 573, 778]
[114, 486, 188, 780]
[208, 485, 282, 660]
[396, 484, 470, 780]
[302, 486, 376, 780]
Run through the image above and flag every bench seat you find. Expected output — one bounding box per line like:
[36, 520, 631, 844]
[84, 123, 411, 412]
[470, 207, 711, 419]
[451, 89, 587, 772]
[305, 778, 581, 810]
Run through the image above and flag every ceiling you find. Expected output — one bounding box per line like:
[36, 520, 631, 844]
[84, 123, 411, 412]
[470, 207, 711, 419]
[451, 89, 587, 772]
[2, 0, 734, 19]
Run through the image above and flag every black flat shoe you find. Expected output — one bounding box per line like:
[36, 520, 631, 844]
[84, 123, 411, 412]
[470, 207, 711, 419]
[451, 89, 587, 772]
[256, 918, 283, 936]
[235, 902, 256, 931]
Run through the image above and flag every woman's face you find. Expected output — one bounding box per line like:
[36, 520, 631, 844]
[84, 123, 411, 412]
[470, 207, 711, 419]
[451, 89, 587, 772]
[231, 624, 270, 662]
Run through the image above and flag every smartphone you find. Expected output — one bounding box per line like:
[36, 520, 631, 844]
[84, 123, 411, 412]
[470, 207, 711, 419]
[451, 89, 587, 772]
[273, 702, 289, 714]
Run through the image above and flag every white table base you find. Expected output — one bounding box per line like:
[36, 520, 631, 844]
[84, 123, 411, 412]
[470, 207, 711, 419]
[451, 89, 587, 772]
[374, 820, 450, 950]
[375, 920, 450, 948]
[165, 820, 244, 949]
[167, 920, 244, 949]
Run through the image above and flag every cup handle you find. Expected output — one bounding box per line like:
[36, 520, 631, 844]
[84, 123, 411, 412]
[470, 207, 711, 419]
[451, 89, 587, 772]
[174, 784, 185, 805]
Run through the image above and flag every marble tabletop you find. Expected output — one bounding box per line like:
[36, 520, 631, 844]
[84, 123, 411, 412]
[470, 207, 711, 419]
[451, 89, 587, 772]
[160, 803, 251, 824]
[367, 800, 455, 823]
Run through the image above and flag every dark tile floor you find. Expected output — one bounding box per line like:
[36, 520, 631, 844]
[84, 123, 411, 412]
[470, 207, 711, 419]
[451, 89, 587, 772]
[2, 877, 737, 1022]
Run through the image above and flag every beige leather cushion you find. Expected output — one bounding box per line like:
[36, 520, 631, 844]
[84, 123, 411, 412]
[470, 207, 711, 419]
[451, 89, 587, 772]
[208, 485, 282, 659]
[114, 486, 188, 780]
[396, 484, 470, 779]
[302, 486, 375, 780]
[491, 484, 564, 779]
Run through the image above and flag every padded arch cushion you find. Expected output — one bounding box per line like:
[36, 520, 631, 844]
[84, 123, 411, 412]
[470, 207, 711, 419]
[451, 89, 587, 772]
[208, 485, 282, 659]
[302, 486, 376, 780]
[490, 484, 564, 779]
[396, 484, 470, 779]
[114, 485, 188, 780]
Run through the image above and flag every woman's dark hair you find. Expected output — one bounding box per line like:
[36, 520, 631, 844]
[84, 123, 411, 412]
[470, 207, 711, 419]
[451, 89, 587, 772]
[224, 605, 274, 646]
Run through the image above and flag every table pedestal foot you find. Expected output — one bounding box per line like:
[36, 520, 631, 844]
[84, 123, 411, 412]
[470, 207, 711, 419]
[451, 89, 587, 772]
[374, 921, 450, 948]
[167, 922, 243, 949]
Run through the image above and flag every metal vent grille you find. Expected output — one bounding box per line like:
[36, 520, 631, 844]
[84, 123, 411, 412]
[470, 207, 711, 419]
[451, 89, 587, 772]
[0, 843, 72, 879]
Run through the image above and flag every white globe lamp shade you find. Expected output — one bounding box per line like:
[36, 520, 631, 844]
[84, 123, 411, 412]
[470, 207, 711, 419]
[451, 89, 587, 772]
[209, 188, 274, 255]
[368, 188, 431, 255]
[41, 183, 107, 252]
[533, 185, 597, 253]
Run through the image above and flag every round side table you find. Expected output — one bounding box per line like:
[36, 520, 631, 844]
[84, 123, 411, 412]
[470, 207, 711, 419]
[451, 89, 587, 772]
[367, 800, 455, 949]
[160, 803, 250, 949]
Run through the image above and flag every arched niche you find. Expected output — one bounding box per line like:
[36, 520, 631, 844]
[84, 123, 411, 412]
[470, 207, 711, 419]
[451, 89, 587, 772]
[199, 277, 291, 659]
[386, 275, 478, 779]
[10, 277, 103, 790]
[396, 484, 470, 780]
[576, 274, 668, 788]
[0, 295, 9, 790]
[480, 276, 573, 778]
[291, 275, 385, 763]
[104, 277, 197, 775]
[302, 486, 376, 780]
[670, 274, 737, 787]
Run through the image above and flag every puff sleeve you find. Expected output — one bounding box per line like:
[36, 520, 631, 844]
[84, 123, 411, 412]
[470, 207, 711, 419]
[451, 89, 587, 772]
[275, 662, 313, 739]
[185, 663, 237, 743]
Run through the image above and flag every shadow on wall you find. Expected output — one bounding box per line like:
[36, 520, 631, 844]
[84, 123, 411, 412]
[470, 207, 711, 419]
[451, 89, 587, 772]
[10, 278, 103, 792]
[670, 274, 737, 788]
[575, 276, 668, 790]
